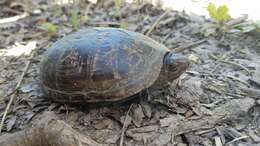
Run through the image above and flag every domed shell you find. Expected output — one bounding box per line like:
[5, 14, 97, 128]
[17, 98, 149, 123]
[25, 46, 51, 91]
[40, 27, 170, 103]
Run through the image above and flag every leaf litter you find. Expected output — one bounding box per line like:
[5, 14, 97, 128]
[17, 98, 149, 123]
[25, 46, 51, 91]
[0, 0, 260, 145]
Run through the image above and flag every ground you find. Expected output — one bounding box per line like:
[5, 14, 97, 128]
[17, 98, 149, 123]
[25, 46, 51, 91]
[0, 0, 260, 146]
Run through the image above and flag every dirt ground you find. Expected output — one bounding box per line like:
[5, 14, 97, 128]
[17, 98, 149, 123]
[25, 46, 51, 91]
[0, 0, 260, 146]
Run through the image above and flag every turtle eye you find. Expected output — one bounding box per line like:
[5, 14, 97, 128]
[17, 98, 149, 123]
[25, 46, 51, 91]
[168, 63, 178, 73]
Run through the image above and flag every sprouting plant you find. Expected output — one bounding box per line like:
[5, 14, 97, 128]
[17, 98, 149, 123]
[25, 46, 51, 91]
[202, 3, 232, 36]
[70, 10, 88, 30]
[207, 3, 231, 24]
[70, 10, 79, 30]
[39, 23, 57, 34]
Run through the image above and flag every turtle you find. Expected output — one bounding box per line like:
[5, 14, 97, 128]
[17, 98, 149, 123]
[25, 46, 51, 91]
[40, 27, 188, 104]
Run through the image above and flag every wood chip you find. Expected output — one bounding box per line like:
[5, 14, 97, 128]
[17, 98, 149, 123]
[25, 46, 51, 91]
[214, 136, 223, 146]
[131, 104, 145, 127]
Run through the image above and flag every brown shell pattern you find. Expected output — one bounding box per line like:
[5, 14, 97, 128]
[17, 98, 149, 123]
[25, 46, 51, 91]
[40, 27, 169, 103]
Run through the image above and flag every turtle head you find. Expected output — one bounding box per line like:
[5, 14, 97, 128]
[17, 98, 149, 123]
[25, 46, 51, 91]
[163, 52, 189, 82]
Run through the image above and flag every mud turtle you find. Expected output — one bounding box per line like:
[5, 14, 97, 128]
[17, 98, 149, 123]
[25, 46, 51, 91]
[40, 27, 188, 104]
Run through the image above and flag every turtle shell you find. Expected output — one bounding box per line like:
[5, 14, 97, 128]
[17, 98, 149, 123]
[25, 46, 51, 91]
[40, 27, 169, 103]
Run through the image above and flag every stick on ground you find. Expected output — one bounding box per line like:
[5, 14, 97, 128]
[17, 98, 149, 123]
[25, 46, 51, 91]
[0, 51, 34, 133]
[0, 112, 104, 146]
[0, 13, 29, 24]
[173, 39, 207, 53]
[145, 9, 170, 36]
[119, 104, 133, 146]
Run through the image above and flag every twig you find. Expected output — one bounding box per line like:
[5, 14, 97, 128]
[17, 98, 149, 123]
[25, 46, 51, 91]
[201, 100, 222, 108]
[210, 52, 251, 75]
[195, 127, 215, 135]
[226, 14, 248, 27]
[226, 74, 250, 87]
[186, 70, 210, 77]
[225, 135, 249, 145]
[1, 88, 20, 101]
[173, 39, 207, 53]
[214, 136, 223, 146]
[225, 93, 245, 98]
[0, 12, 29, 24]
[218, 60, 251, 75]
[209, 53, 231, 74]
[3, 7, 23, 15]
[239, 87, 260, 99]
[186, 71, 247, 97]
[0, 80, 6, 84]
[0, 50, 34, 133]
[161, 33, 171, 43]
[145, 9, 170, 36]
[203, 85, 223, 95]
[0, 112, 104, 146]
[216, 126, 226, 144]
[119, 104, 133, 146]
[175, 124, 216, 136]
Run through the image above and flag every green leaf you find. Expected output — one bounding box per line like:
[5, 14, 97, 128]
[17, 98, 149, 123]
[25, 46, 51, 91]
[207, 3, 231, 23]
[70, 10, 79, 30]
[207, 3, 218, 20]
[40, 23, 57, 33]
[217, 5, 231, 21]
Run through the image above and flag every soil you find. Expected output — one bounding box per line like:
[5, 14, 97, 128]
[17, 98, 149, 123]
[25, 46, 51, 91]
[0, 0, 260, 146]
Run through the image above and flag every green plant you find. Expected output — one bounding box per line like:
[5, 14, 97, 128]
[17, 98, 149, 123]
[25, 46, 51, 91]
[70, 10, 88, 30]
[230, 20, 260, 33]
[70, 10, 79, 30]
[207, 3, 231, 23]
[39, 23, 57, 34]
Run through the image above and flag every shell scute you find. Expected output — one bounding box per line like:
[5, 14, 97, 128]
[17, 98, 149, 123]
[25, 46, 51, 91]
[40, 27, 169, 103]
